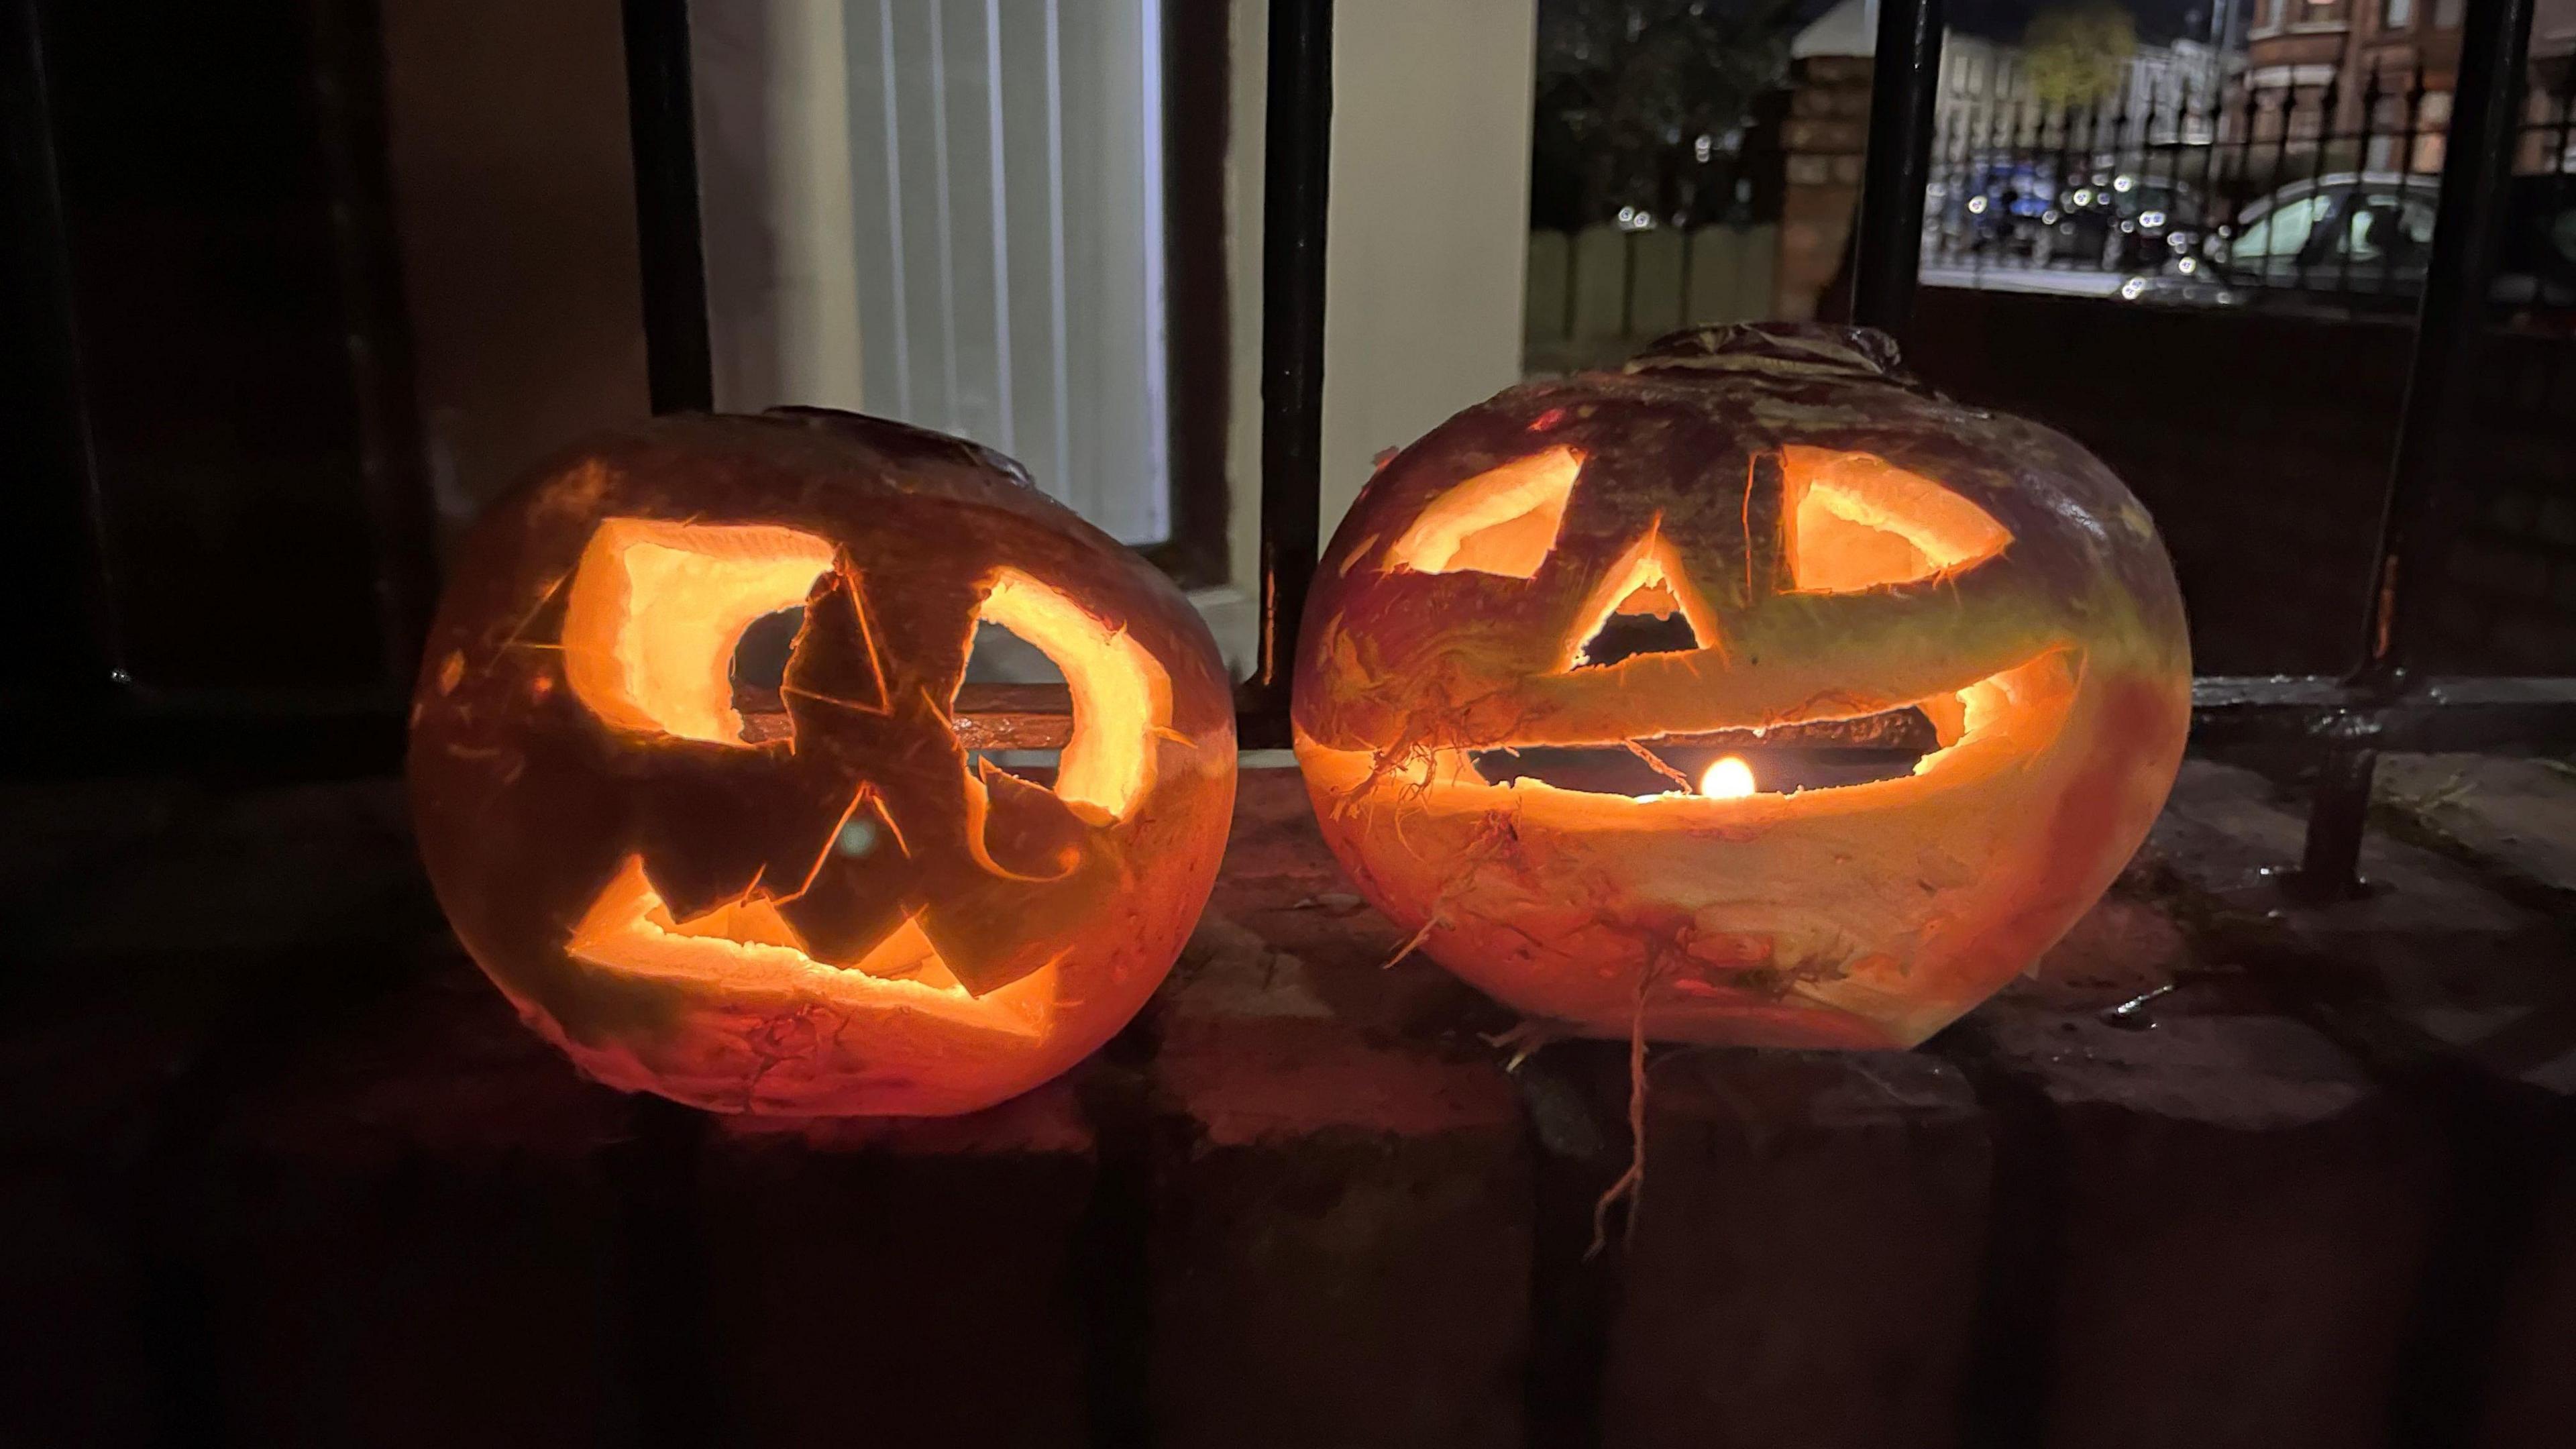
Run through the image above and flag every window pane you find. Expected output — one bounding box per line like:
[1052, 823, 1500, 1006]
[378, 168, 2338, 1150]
[2230, 193, 2326, 262]
[693, 0, 1178, 547]
[2336, 195, 2435, 261]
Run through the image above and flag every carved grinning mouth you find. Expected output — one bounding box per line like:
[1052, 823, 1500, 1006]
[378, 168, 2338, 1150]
[1399, 649, 2079, 812]
[1467, 711, 1938, 800]
[568, 855, 1061, 1036]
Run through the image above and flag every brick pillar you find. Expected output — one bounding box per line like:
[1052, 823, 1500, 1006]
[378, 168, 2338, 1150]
[1775, 55, 1876, 321]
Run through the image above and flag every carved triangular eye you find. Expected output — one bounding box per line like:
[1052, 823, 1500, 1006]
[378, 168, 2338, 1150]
[1565, 524, 1717, 669]
[1781, 447, 2010, 593]
[559, 518, 839, 744]
[1384, 446, 1582, 578]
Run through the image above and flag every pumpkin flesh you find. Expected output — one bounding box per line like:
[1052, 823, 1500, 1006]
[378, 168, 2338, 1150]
[1293, 325, 2189, 1048]
[410, 412, 1235, 1116]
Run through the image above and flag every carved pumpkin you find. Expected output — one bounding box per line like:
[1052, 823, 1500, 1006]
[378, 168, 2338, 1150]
[1293, 325, 2189, 1048]
[409, 411, 1235, 1116]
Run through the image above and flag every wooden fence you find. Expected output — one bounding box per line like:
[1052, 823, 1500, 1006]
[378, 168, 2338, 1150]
[1523, 223, 1779, 374]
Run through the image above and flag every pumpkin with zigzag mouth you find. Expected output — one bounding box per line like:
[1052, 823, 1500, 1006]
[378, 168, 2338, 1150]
[410, 410, 1235, 1116]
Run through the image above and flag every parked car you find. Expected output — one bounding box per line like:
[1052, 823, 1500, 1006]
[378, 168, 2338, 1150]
[2047, 172, 2206, 271]
[2115, 171, 2576, 321]
[1928, 159, 2064, 260]
[1929, 159, 2210, 272]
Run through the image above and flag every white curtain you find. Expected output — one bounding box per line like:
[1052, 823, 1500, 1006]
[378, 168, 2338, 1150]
[845, 0, 1169, 541]
[697, 0, 1173, 545]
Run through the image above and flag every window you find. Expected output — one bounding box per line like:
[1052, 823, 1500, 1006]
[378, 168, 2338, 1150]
[2383, 0, 2414, 27]
[2229, 192, 2332, 263]
[2546, 201, 2576, 272]
[2334, 193, 2436, 262]
[692, 0, 1188, 549]
[843, 0, 1172, 545]
[2434, 0, 2464, 24]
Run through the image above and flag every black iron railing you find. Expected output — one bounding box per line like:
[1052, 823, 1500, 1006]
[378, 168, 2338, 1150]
[1238, 0, 1334, 751]
[1921, 41, 2576, 320]
[1856, 0, 2576, 895]
[623, 0, 2576, 897]
[623, 0, 714, 416]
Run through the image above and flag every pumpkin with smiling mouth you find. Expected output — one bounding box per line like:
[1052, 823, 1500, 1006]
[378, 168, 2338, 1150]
[409, 411, 1235, 1116]
[1292, 324, 2190, 1049]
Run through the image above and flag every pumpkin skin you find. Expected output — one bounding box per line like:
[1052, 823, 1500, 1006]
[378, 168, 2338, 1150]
[1293, 324, 2189, 1049]
[409, 411, 1235, 1116]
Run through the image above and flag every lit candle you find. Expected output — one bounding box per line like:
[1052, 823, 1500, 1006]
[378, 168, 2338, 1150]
[1699, 755, 1756, 799]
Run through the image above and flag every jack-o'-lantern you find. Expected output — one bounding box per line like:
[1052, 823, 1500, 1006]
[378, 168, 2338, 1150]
[409, 411, 1235, 1116]
[1293, 324, 2188, 1048]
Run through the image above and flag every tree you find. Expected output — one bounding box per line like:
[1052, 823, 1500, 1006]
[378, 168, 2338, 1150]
[1529, 0, 1810, 229]
[2021, 2, 2139, 107]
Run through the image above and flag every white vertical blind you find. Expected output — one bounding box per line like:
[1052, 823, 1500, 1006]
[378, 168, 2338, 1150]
[843, 0, 1171, 545]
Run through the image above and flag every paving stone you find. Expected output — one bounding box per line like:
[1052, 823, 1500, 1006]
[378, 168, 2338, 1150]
[1148, 773, 1528, 1449]
[2477, 1129, 2576, 1449]
[1171, 767, 1510, 1045]
[2012, 883, 2192, 1008]
[184, 960, 641, 1449]
[2151, 760, 2576, 1094]
[0, 778, 439, 1448]
[1514, 1040, 1631, 1445]
[0, 1162, 158, 1446]
[17, 755, 2575, 1449]
[697, 1083, 1099, 1449]
[1995, 863, 2281, 1022]
[1596, 1046, 1992, 1449]
[2377, 752, 2576, 899]
[0, 776, 197, 904]
[2148, 760, 2576, 1443]
[1148, 1014, 1529, 1449]
[1972, 1009, 2447, 1449]
[30, 778, 434, 964]
[0, 977, 237, 1449]
[0, 1018, 176, 1448]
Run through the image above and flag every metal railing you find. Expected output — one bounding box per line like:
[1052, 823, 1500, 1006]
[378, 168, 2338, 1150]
[621, 0, 2576, 896]
[1854, 0, 2576, 896]
[1920, 46, 2576, 319]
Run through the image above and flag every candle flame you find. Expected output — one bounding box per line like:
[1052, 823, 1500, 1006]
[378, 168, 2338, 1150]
[1699, 755, 1756, 799]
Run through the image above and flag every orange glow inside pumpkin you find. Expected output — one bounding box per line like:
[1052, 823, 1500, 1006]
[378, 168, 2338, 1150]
[545, 520, 1178, 1022]
[1383, 445, 1582, 577]
[557, 520, 1170, 825]
[568, 855, 1059, 1036]
[1291, 344, 2189, 1055]
[1782, 445, 2010, 592]
[1334, 444, 2059, 809]
[1335, 647, 2076, 825]
[561, 518, 841, 745]
[971, 568, 1169, 822]
[1562, 524, 1719, 667]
